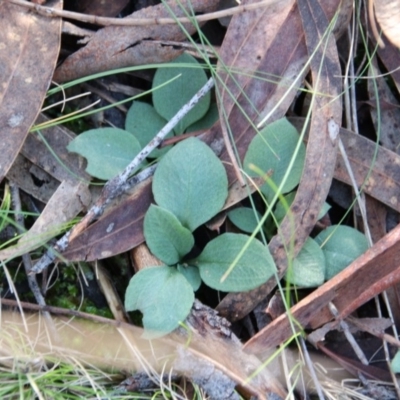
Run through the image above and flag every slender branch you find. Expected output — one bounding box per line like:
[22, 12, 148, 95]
[6, 0, 280, 26]
[9, 182, 59, 338]
[30, 77, 215, 274]
[10, 182, 47, 307]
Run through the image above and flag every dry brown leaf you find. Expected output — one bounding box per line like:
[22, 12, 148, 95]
[308, 316, 393, 346]
[5, 113, 92, 205]
[317, 342, 392, 382]
[372, 32, 400, 95]
[53, 0, 219, 83]
[62, 178, 153, 261]
[373, 0, 400, 49]
[24, 115, 91, 183]
[0, 0, 62, 182]
[0, 180, 91, 262]
[368, 61, 400, 154]
[365, 195, 387, 243]
[292, 117, 400, 214]
[6, 154, 60, 204]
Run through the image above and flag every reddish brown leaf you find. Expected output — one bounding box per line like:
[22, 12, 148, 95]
[62, 179, 153, 261]
[53, 0, 219, 83]
[0, 0, 62, 182]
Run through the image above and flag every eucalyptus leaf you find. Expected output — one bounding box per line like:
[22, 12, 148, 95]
[315, 225, 368, 280]
[196, 233, 275, 292]
[244, 118, 305, 202]
[67, 127, 142, 180]
[144, 204, 194, 265]
[228, 207, 262, 234]
[177, 264, 201, 291]
[125, 266, 194, 337]
[125, 101, 173, 158]
[286, 238, 326, 287]
[153, 137, 228, 231]
[152, 53, 210, 134]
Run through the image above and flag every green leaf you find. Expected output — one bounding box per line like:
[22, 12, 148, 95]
[177, 264, 201, 291]
[152, 53, 210, 134]
[125, 101, 173, 158]
[274, 192, 296, 225]
[273, 193, 329, 227]
[144, 204, 194, 265]
[318, 202, 331, 219]
[153, 137, 228, 231]
[196, 233, 275, 292]
[244, 118, 306, 202]
[185, 102, 219, 133]
[67, 128, 142, 180]
[315, 225, 369, 280]
[286, 238, 326, 287]
[228, 207, 262, 234]
[125, 266, 194, 337]
[391, 351, 400, 373]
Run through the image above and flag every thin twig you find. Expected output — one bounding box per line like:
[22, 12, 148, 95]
[31, 77, 215, 274]
[0, 297, 129, 328]
[300, 336, 325, 400]
[7, 0, 281, 26]
[328, 302, 368, 365]
[373, 296, 400, 398]
[9, 182, 58, 337]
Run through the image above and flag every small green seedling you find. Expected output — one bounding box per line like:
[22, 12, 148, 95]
[124, 138, 276, 337]
[244, 117, 306, 203]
